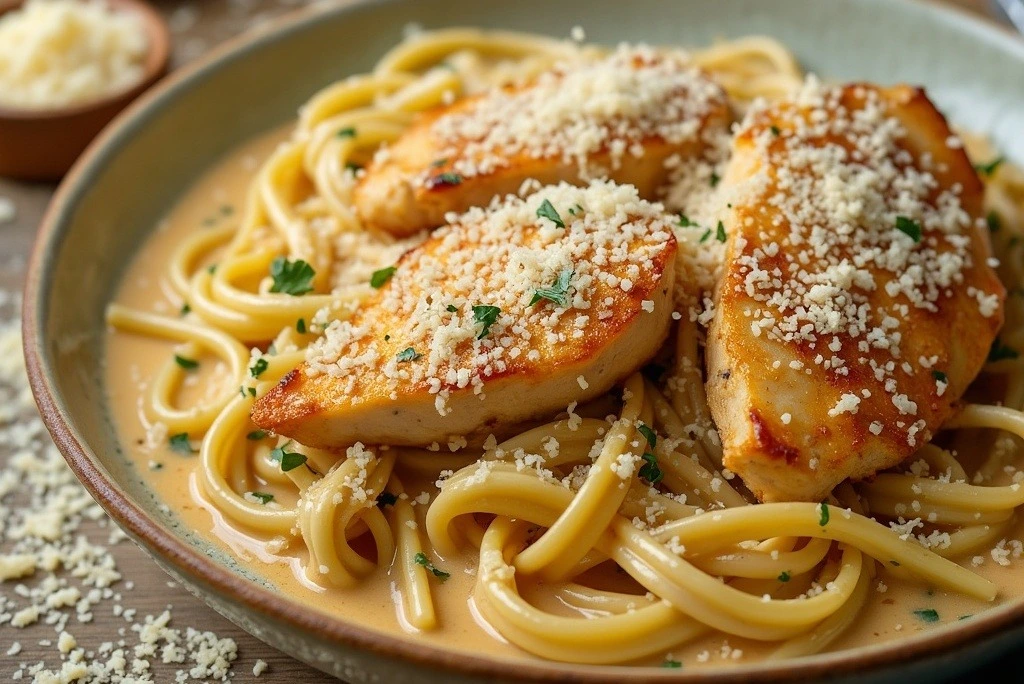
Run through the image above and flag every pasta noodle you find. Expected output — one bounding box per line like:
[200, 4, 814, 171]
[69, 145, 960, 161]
[105, 28, 1024, 667]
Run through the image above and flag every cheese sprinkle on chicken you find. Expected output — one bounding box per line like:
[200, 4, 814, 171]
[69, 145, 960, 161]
[354, 44, 730, 236]
[253, 180, 677, 448]
[706, 79, 1005, 503]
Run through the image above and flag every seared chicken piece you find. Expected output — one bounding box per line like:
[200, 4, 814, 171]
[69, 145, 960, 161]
[705, 82, 1005, 503]
[253, 181, 677, 448]
[354, 45, 730, 236]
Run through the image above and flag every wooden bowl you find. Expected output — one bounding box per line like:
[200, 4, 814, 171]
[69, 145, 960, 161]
[0, 0, 170, 181]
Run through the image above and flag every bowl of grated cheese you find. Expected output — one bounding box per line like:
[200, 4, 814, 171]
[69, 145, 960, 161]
[0, 0, 170, 181]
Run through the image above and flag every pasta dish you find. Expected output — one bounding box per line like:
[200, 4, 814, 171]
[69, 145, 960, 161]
[104, 28, 1024, 668]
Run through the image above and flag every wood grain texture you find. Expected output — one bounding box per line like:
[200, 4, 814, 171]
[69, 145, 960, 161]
[0, 0, 1011, 681]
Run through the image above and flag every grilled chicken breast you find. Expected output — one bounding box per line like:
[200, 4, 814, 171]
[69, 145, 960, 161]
[253, 181, 677, 448]
[705, 82, 1005, 503]
[354, 45, 730, 236]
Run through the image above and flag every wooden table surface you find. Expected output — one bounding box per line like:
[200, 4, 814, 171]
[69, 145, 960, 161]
[0, 0, 1014, 682]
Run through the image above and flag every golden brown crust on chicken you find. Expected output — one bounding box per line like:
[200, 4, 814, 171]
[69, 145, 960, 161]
[253, 181, 677, 448]
[354, 46, 731, 236]
[705, 82, 1005, 503]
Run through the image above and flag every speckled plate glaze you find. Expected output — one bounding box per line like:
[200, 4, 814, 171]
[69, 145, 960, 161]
[23, 0, 1024, 681]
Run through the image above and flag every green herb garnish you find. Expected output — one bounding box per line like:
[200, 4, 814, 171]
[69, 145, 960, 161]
[662, 660, 682, 669]
[269, 257, 316, 296]
[987, 211, 1001, 233]
[931, 369, 948, 384]
[637, 424, 657, 449]
[989, 337, 1019, 362]
[174, 355, 199, 370]
[431, 172, 463, 186]
[169, 433, 195, 455]
[431, 158, 448, 167]
[913, 608, 940, 623]
[778, 571, 791, 583]
[270, 442, 307, 472]
[396, 347, 422, 363]
[699, 229, 712, 243]
[974, 156, 1004, 177]
[180, 303, 191, 315]
[770, 125, 781, 136]
[710, 172, 720, 188]
[529, 269, 573, 308]
[207, 264, 218, 274]
[895, 216, 922, 243]
[678, 214, 698, 228]
[818, 502, 830, 527]
[247, 430, 268, 441]
[472, 305, 501, 339]
[413, 552, 450, 581]
[250, 358, 268, 379]
[446, 304, 458, 313]
[638, 452, 663, 485]
[249, 492, 274, 504]
[370, 266, 397, 289]
[536, 199, 565, 229]
[715, 220, 727, 242]
[336, 127, 356, 138]
[296, 318, 306, 334]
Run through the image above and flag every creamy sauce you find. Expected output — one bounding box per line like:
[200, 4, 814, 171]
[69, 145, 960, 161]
[105, 129, 1024, 669]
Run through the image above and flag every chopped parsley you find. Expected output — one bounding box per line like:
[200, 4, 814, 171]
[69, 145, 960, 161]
[710, 172, 720, 187]
[818, 502, 830, 527]
[247, 430, 268, 441]
[986, 210, 1001, 233]
[638, 452, 663, 485]
[770, 125, 781, 136]
[536, 199, 565, 228]
[974, 156, 1004, 177]
[472, 305, 500, 339]
[207, 264, 217, 274]
[662, 660, 682, 669]
[699, 229, 712, 243]
[715, 220, 727, 242]
[180, 303, 191, 315]
[370, 266, 397, 288]
[384, 334, 391, 341]
[931, 369, 948, 384]
[988, 337, 1019, 362]
[396, 348, 421, 363]
[250, 358, 269, 378]
[270, 442, 307, 472]
[248, 492, 274, 504]
[431, 172, 463, 187]
[430, 157, 448, 167]
[336, 127, 356, 138]
[269, 257, 315, 295]
[637, 424, 657, 449]
[913, 608, 940, 623]
[778, 571, 791, 583]
[168, 433, 195, 455]
[895, 216, 922, 242]
[246, 387, 257, 398]
[174, 355, 199, 370]
[413, 552, 450, 581]
[446, 304, 458, 313]
[296, 318, 306, 334]
[568, 204, 584, 215]
[530, 269, 573, 308]
[677, 214, 698, 228]
[376, 492, 398, 509]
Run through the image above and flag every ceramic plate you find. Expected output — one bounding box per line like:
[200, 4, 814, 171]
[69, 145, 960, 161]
[24, 0, 1024, 681]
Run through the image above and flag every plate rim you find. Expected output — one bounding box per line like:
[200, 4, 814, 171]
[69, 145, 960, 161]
[21, 0, 1024, 680]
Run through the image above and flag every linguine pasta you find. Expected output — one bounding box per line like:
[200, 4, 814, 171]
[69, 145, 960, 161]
[105, 29, 1024, 666]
